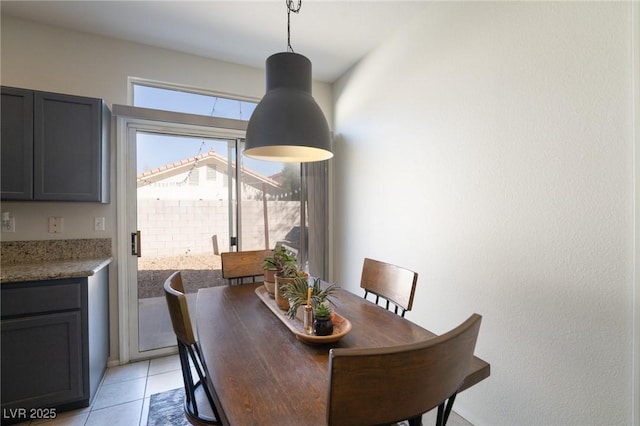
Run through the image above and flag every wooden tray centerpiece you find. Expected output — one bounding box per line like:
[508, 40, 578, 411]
[255, 286, 352, 344]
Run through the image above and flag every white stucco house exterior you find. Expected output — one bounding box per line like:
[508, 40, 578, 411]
[137, 149, 283, 201]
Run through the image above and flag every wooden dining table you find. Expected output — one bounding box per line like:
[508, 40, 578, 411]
[196, 282, 490, 426]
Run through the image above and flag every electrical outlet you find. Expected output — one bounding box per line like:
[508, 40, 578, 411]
[94, 216, 105, 231]
[1, 217, 15, 232]
[48, 217, 64, 233]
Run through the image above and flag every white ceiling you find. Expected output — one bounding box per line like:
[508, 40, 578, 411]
[1, 1, 429, 83]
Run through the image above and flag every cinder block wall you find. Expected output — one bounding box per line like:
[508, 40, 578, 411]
[138, 199, 299, 257]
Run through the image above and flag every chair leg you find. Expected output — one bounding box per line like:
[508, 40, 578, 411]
[187, 345, 206, 383]
[436, 403, 445, 426]
[435, 392, 458, 426]
[178, 341, 199, 417]
[189, 343, 220, 420]
[407, 415, 422, 426]
[442, 393, 456, 425]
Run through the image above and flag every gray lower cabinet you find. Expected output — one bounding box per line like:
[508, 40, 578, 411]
[0, 268, 109, 424]
[0, 86, 110, 203]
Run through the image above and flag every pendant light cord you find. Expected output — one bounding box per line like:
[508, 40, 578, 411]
[286, 0, 302, 52]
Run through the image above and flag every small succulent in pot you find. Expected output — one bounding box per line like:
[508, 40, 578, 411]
[313, 302, 334, 336]
[314, 302, 331, 319]
[278, 263, 304, 279]
[283, 276, 339, 320]
[263, 245, 297, 277]
[273, 260, 307, 312]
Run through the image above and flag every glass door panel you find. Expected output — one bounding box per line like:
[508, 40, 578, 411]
[238, 150, 303, 263]
[136, 132, 236, 352]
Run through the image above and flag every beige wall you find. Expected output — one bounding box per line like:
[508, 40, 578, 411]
[333, 2, 635, 425]
[0, 14, 332, 363]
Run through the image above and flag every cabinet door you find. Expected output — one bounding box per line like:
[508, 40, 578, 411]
[1, 87, 34, 200]
[33, 92, 104, 201]
[1, 311, 84, 410]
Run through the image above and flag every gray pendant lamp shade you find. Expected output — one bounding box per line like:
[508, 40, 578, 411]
[244, 52, 333, 162]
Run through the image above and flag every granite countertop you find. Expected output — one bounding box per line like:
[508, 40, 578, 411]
[1, 238, 112, 284]
[1, 257, 112, 283]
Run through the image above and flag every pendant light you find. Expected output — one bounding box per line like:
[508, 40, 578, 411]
[244, 0, 333, 163]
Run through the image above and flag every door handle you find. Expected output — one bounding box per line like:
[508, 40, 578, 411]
[131, 231, 141, 257]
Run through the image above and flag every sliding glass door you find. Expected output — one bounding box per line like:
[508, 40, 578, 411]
[119, 116, 303, 361]
[135, 132, 238, 352]
[117, 82, 308, 361]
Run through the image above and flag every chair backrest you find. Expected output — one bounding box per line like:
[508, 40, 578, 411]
[327, 314, 482, 426]
[163, 271, 196, 345]
[360, 257, 418, 316]
[221, 249, 272, 284]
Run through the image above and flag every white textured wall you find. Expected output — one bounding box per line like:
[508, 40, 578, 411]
[0, 14, 332, 361]
[333, 2, 634, 425]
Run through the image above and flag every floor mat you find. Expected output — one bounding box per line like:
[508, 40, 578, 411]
[147, 387, 189, 426]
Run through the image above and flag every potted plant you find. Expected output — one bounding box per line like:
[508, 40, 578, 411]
[263, 245, 296, 296]
[274, 263, 306, 311]
[313, 302, 334, 336]
[283, 276, 339, 320]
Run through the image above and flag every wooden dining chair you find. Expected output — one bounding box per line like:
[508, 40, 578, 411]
[327, 314, 482, 426]
[163, 271, 221, 425]
[360, 257, 418, 317]
[220, 249, 272, 285]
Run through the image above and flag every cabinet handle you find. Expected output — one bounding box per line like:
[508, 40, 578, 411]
[131, 231, 141, 257]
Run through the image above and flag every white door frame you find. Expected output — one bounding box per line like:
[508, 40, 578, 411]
[114, 105, 246, 363]
[632, 1, 639, 423]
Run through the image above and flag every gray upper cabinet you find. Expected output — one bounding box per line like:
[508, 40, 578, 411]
[1, 87, 110, 203]
[1, 87, 34, 200]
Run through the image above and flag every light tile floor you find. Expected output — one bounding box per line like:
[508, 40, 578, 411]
[16, 354, 184, 426]
[16, 353, 473, 426]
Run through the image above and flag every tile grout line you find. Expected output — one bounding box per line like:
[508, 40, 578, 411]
[88, 359, 151, 425]
[139, 360, 151, 426]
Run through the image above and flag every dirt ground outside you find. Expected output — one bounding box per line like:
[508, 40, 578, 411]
[137, 253, 225, 298]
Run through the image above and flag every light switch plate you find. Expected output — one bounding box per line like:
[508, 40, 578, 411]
[94, 216, 105, 231]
